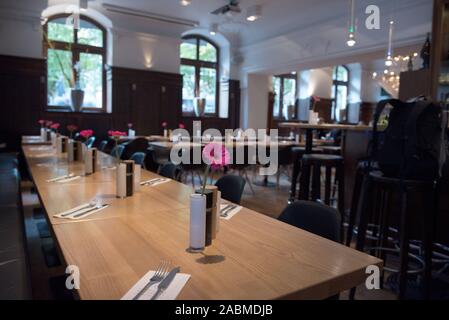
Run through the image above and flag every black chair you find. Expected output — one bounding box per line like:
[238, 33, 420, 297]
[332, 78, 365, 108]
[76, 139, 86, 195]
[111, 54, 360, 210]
[98, 140, 108, 152]
[85, 136, 95, 148]
[121, 138, 149, 160]
[159, 162, 181, 180]
[130, 152, 146, 168]
[110, 144, 125, 160]
[278, 200, 341, 243]
[215, 175, 246, 205]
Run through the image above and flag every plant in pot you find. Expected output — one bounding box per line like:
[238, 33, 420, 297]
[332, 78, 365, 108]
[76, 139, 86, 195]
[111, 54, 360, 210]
[43, 31, 84, 112]
[194, 97, 206, 117]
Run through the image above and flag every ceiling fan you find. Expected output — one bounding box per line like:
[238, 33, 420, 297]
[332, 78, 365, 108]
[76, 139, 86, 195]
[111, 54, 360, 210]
[211, 0, 241, 16]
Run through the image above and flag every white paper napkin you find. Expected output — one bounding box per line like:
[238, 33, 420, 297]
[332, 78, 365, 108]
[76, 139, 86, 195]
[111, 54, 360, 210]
[141, 178, 170, 187]
[220, 204, 242, 220]
[56, 176, 81, 183]
[121, 270, 190, 300]
[54, 203, 109, 220]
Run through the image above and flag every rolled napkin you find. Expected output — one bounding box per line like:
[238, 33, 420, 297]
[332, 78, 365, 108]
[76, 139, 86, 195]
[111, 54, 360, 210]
[121, 270, 190, 300]
[219, 203, 242, 220]
[46, 173, 74, 183]
[116, 160, 134, 198]
[84, 148, 99, 175]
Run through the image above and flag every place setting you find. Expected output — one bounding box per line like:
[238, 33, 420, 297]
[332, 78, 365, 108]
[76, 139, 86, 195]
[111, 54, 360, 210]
[53, 198, 111, 220]
[121, 261, 190, 300]
[46, 172, 82, 183]
[219, 203, 242, 220]
[140, 177, 171, 187]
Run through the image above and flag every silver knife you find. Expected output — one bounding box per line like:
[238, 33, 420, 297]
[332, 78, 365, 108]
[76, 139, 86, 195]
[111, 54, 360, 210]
[221, 204, 237, 217]
[150, 266, 180, 300]
[72, 204, 109, 218]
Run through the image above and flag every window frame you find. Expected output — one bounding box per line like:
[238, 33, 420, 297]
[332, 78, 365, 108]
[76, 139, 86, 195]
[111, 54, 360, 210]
[272, 74, 297, 120]
[180, 35, 220, 117]
[332, 65, 350, 122]
[43, 14, 107, 113]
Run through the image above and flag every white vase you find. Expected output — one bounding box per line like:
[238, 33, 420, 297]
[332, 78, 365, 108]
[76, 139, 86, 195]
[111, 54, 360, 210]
[189, 193, 206, 252]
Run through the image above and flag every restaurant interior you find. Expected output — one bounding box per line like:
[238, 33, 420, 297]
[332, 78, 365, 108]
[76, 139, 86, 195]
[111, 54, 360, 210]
[1, 0, 449, 302]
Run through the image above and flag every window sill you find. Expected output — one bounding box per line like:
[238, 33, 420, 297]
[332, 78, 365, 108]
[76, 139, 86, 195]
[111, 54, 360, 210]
[46, 107, 109, 114]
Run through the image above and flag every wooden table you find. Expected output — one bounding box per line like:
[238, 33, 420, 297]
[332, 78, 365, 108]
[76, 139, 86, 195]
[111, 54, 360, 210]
[118, 135, 170, 142]
[22, 143, 382, 300]
[22, 135, 52, 146]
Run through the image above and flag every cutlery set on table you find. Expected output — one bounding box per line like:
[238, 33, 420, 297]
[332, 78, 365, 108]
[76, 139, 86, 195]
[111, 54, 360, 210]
[219, 203, 242, 220]
[46, 173, 81, 183]
[54, 200, 110, 220]
[122, 261, 190, 300]
[140, 177, 170, 187]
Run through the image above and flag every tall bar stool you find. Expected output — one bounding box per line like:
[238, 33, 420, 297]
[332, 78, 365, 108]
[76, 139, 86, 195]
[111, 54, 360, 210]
[354, 171, 437, 299]
[288, 146, 323, 203]
[298, 154, 345, 236]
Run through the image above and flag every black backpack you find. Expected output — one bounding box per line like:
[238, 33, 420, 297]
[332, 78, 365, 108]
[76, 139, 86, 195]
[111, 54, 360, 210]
[372, 98, 448, 181]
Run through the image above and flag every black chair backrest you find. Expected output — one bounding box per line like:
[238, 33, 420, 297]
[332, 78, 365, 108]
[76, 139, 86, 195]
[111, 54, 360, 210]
[130, 152, 146, 167]
[278, 200, 341, 242]
[215, 175, 246, 204]
[121, 138, 149, 160]
[85, 136, 96, 148]
[278, 146, 293, 166]
[98, 140, 108, 152]
[159, 162, 181, 180]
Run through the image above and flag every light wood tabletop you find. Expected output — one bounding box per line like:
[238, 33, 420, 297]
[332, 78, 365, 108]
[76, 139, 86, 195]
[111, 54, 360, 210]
[278, 123, 375, 131]
[22, 142, 382, 300]
[22, 135, 52, 145]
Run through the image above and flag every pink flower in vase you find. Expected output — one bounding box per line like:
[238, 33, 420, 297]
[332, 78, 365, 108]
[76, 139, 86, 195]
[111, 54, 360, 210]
[127, 123, 133, 129]
[161, 121, 168, 128]
[50, 123, 60, 132]
[45, 120, 53, 128]
[178, 123, 185, 129]
[38, 119, 45, 127]
[108, 130, 126, 137]
[202, 143, 231, 170]
[79, 129, 93, 139]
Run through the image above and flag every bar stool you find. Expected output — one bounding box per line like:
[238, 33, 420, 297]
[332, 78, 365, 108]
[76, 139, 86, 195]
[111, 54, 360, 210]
[354, 171, 437, 299]
[288, 146, 323, 203]
[298, 154, 345, 236]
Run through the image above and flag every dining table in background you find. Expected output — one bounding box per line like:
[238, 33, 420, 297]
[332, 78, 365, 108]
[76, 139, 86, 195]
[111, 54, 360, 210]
[22, 140, 382, 300]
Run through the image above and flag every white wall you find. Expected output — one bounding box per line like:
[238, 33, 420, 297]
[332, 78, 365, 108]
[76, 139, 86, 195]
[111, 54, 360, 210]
[112, 30, 180, 73]
[308, 68, 333, 98]
[242, 74, 270, 129]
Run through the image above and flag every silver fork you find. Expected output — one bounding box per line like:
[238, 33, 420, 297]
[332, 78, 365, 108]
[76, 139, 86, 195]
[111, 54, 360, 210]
[132, 260, 171, 300]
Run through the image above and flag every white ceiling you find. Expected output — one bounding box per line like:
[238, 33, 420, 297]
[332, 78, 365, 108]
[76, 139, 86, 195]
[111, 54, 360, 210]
[83, 0, 432, 48]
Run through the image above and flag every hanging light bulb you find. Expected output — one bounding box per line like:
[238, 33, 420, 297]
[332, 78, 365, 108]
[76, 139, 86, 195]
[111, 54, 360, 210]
[385, 20, 394, 66]
[346, 0, 356, 47]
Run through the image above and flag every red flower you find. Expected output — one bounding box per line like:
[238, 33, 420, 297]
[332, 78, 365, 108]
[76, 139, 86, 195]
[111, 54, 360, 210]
[127, 123, 133, 128]
[108, 130, 126, 137]
[202, 143, 231, 170]
[50, 123, 60, 130]
[38, 120, 45, 125]
[80, 129, 93, 138]
[67, 124, 78, 132]
[45, 120, 53, 127]
[178, 123, 185, 129]
[162, 121, 168, 128]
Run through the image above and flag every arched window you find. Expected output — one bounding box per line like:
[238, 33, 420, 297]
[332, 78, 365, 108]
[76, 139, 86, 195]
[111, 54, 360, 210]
[332, 65, 349, 122]
[43, 15, 106, 111]
[180, 35, 219, 116]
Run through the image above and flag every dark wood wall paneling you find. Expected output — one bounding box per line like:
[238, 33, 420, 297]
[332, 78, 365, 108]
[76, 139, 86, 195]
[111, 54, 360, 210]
[0, 55, 240, 150]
